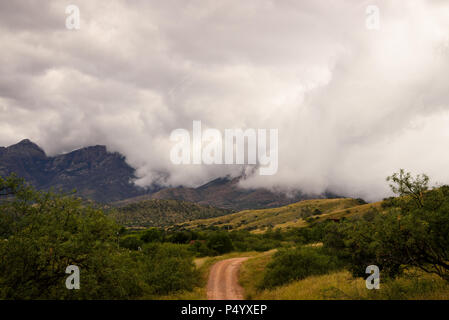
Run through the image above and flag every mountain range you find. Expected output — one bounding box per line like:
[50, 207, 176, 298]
[0, 139, 332, 210]
[114, 176, 322, 211]
[0, 139, 149, 202]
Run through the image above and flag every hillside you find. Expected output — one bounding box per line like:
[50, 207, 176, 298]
[175, 197, 379, 232]
[114, 177, 328, 211]
[109, 199, 233, 228]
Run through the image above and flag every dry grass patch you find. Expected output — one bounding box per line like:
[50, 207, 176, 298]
[247, 270, 449, 300]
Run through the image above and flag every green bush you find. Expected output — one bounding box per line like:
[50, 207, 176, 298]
[259, 247, 342, 289]
[120, 236, 144, 250]
[189, 240, 214, 257]
[140, 228, 164, 243]
[142, 243, 200, 295]
[206, 232, 233, 254]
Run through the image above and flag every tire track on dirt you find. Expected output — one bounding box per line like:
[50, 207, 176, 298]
[207, 257, 248, 300]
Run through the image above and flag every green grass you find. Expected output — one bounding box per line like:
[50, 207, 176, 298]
[239, 250, 277, 299]
[240, 253, 449, 300]
[254, 271, 449, 300]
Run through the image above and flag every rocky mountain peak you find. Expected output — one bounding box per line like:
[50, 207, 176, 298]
[0, 140, 146, 203]
[6, 139, 46, 158]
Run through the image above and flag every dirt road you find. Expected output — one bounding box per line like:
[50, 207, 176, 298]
[207, 257, 249, 300]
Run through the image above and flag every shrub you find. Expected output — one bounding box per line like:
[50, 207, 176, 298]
[206, 232, 233, 254]
[120, 236, 144, 250]
[259, 247, 342, 288]
[141, 228, 163, 243]
[189, 240, 213, 257]
[142, 243, 200, 294]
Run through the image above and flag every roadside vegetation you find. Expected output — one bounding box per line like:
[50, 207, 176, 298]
[119, 226, 292, 257]
[1, 169, 449, 300]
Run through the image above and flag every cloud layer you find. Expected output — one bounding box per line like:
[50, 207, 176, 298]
[1, 0, 449, 200]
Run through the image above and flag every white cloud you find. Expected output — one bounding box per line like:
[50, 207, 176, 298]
[1, 0, 449, 200]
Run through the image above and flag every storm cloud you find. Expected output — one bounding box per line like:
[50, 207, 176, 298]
[1, 0, 449, 200]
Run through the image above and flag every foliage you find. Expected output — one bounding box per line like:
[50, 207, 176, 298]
[324, 171, 449, 281]
[386, 168, 429, 208]
[259, 247, 342, 289]
[110, 199, 232, 228]
[0, 174, 199, 299]
[141, 228, 164, 243]
[206, 232, 234, 255]
[126, 228, 286, 257]
[141, 243, 200, 295]
[120, 235, 144, 250]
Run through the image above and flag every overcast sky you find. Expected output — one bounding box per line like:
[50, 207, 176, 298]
[1, 0, 449, 200]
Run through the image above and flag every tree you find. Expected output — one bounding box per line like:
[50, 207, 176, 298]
[206, 232, 233, 254]
[141, 228, 163, 243]
[0, 174, 145, 299]
[142, 243, 200, 294]
[0, 174, 200, 299]
[121, 236, 144, 250]
[325, 172, 449, 281]
[386, 169, 429, 208]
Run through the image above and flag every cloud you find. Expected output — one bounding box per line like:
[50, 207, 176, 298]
[1, 0, 449, 201]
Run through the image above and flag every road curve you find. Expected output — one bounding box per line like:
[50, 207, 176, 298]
[207, 257, 249, 300]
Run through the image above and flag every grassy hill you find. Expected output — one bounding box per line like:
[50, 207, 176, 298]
[176, 197, 380, 232]
[112, 195, 383, 232]
[109, 199, 233, 228]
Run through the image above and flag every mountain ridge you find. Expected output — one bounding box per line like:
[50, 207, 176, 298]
[0, 139, 336, 209]
[0, 139, 149, 202]
[113, 176, 325, 211]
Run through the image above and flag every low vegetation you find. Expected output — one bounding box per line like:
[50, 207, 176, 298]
[259, 247, 343, 289]
[243, 269, 449, 300]
[109, 199, 232, 228]
[119, 227, 289, 257]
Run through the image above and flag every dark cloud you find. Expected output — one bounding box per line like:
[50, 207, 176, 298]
[0, 1, 63, 31]
[1, 0, 449, 200]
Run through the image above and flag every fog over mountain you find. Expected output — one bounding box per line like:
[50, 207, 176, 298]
[1, 0, 449, 201]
